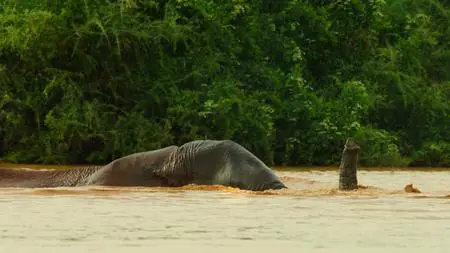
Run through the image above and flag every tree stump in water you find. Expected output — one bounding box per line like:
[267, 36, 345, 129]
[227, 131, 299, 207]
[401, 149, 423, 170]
[339, 139, 360, 191]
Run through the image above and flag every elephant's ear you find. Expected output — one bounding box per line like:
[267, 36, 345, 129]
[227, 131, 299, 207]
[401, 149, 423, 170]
[151, 145, 199, 186]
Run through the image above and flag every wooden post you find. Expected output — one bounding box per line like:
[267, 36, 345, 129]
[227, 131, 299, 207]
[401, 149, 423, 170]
[339, 139, 360, 190]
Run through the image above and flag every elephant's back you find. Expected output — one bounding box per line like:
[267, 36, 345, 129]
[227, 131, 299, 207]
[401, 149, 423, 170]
[85, 146, 179, 186]
[176, 139, 264, 177]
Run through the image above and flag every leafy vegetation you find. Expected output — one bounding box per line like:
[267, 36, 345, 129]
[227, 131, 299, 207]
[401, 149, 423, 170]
[0, 0, 448, 167]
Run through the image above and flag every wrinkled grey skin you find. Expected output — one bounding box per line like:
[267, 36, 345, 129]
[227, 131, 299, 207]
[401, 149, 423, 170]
[0, 140, 286, 191]
[154, 140, 286, 190]
[0, 146, 177, 188]
[85, 145, 178, 187]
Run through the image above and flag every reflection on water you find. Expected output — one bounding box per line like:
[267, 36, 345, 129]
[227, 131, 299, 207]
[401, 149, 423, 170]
[0, 167, 449, 253]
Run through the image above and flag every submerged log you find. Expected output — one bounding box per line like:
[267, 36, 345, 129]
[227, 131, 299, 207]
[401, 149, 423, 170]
[339, 139, 360, 190]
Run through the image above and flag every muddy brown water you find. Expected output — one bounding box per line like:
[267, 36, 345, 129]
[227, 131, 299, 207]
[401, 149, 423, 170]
[0, 165, 449, 253]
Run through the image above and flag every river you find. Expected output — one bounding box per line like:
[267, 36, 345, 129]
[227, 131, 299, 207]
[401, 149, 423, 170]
[0, 166, 449, 253]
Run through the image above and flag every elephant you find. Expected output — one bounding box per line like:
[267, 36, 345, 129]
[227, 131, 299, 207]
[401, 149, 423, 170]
[0, 140, 287, 191]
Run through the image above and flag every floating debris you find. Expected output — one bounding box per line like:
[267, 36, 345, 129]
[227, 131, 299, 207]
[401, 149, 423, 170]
[404, 184, 421, 193]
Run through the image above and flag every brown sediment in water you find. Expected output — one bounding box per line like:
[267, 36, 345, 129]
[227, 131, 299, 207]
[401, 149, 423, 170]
[410, 195, 450, 199]
[0, 165, 444, 198]
[0, 185, 234, 197]
[0, 184, 407, 198]
[17, 188, 122, 196]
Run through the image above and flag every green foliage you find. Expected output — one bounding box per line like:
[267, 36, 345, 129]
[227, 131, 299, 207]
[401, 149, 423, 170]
[411, 141, 450, 167]
[0, 0, 448, 167]
[353, 126, 408, 167]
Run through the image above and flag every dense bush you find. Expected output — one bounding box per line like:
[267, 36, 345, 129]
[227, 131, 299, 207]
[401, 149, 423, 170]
[411, 141, 450, 167]
[0, 0, 448, 166]
[353, 126, 408, 167]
